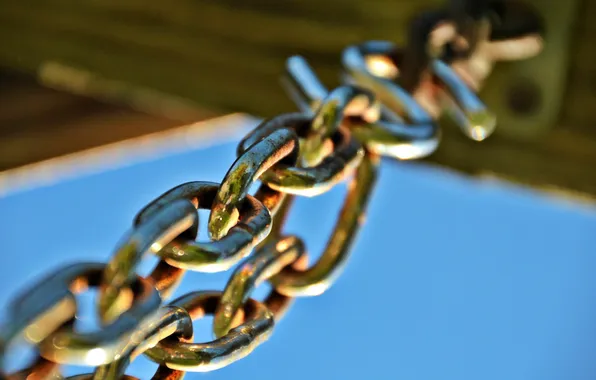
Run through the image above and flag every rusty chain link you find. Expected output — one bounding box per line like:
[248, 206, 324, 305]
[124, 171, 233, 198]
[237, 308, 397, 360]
[0, 1, 543, 378]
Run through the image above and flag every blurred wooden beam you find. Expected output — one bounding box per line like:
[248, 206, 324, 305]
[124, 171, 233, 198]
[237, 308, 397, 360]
[0, 70, 213, 171]
[0, 0, 594, 200]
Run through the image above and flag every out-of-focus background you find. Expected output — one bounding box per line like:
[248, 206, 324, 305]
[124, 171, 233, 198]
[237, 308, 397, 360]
[0, 0, 595, 199]
[0, 0, 596, 379]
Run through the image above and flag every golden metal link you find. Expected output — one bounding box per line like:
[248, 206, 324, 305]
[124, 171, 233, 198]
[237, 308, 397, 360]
[251, 187, 300, 317]
[99, 199, 198, 321]
[236, 113, 365, 198]
[144, 291, 274, 372]
[0, 298, 62, 379]
[342, 42, 443, 154]
[35, 263, 161, 366]
[207, 126, 299, 240]
[90, 305, 192, 380]
[0, 262, 156, 378]
[346, 117, 439, 160]
[148, 260, 187, 301]
[0, 3, 546, 377]
[430, 58, 497, 140]
[133, 197, 206, 302]
[342, 40, 498, 142]
[56, 306, 193, 380]
[213, 235, 307, 337]
[0, 275, 76, 358]
[66, 368, 184, 380]
[66, 375, 139, 380]
[252, 182, 289, 218]
[283, 56, 380, 123]
[3, 358, 60, 380]
[270, 152, 379, 296]
[236, 182, 295, 320]
[284, 55, 439, 160]
[302, 85, 375, 167]
[138, 181, 271, 272]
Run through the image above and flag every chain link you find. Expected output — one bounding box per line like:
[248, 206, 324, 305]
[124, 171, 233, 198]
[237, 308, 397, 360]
[212, 235, 307, 337]
[0, 1, 543, 378]
[143, 291, 274, 373]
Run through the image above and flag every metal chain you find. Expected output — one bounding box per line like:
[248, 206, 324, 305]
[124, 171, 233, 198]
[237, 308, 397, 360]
[0, 1, 543, 379]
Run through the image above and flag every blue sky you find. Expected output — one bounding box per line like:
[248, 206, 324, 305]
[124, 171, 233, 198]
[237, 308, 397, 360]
[0, 119, 595, 379]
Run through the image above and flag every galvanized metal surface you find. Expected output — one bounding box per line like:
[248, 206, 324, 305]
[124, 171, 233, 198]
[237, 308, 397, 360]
[0, 3, 594, 379]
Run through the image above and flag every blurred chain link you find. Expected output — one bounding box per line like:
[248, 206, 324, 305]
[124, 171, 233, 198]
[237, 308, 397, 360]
[0, 1, 543, 378]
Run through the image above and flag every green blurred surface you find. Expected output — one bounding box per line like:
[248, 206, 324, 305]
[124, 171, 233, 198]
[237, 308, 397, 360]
[0, 0, 594, 200]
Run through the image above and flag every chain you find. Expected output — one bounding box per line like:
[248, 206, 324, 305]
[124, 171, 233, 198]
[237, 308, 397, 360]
[0, 1, 543, 379]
